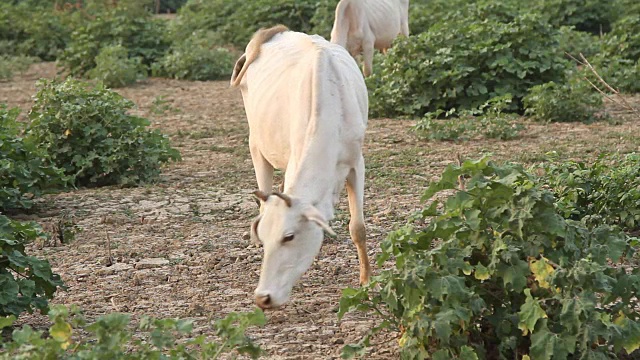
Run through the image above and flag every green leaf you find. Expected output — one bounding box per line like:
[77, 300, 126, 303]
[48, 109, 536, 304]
[474, 264, 491, 281]
[460, 345, 479, 360]
[518, 289, 547, 336]
[50, 320, 72, 346]
[529, 257, 555, 289]
[530, 320, 572, 360]
[0, 315, 16, 329]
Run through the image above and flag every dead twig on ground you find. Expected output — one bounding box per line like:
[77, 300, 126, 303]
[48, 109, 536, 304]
[105, 231, 114, 267]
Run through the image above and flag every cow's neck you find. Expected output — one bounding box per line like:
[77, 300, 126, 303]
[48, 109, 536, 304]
[284, 132, 339, 221]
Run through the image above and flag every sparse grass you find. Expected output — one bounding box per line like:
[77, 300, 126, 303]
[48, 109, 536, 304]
[150, 95, 181, 115]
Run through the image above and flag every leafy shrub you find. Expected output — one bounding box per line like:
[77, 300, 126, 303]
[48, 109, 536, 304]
[414, 95, 524, 141]
[158, 0, 188, 13]
[221, 0, 318, 46]
[534, 0, 619, 34]
[172, 0, 322, 47]
[169, 0, 237, 44]
[586, 55, 640, 93]
[87, 45, 145, 88]
[26, 78, 181, 187]
[152, 32, 235, 81]
[367, 10, 571, 118]
[0, 305, 265, 359]
[309, 0, 339, 39]
[60, 4, 170, 76]
[0, 2, 72, 60]
[544, 152, 640, 232]
[339, 158, 640, 359]
[0, 105, 67, 211]
[557, 26, 602, 59]
[523, 76, 604, 123]
[601, 10, 640, 62]
[0, 215, 64, 317]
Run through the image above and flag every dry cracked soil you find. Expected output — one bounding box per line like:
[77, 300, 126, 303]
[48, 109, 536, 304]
[0, 62, 639, 359]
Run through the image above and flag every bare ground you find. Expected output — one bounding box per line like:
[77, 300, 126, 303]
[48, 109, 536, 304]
[0, 63, 639, 359]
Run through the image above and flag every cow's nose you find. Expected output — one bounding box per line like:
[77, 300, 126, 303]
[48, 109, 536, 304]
[256, 294, 272, 309]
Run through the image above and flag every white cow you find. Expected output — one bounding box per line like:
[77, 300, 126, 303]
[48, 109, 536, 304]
[330, 0, 410, 77]
[230, 25, 370, 309]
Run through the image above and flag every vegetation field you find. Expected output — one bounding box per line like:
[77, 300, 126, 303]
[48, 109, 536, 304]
[0, 60, 637, 358]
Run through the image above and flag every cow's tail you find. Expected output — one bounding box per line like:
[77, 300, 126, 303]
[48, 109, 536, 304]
[330, 0, 350, 48]
[230, 24, 289, 88]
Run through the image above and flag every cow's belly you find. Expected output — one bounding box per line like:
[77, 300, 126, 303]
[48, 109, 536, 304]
[247, 106, 291, 171]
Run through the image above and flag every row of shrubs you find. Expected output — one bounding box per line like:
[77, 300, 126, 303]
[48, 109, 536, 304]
[370, 0, 640, 126]
[340, 154, 640, 359]
[0, 0, 236, 86]
[2, 0, 638, 127]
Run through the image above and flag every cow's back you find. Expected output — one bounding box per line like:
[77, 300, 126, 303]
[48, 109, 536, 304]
[241, 32, 367, 171]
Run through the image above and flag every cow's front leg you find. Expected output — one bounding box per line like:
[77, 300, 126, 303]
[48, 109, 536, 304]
[346, 155, 370, 284]
[249, 145, 274, 213]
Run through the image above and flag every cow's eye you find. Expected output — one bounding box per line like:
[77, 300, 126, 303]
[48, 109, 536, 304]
[282, 234, 295, 243]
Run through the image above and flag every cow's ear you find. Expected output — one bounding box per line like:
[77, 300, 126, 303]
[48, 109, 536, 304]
[230, 53, 247, 87]
[250, 214, 262, 245]
[303, 206, 336, 237]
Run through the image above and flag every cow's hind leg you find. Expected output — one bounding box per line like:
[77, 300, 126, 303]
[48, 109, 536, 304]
[346, 155, 370, 284]
[362, 39, 374, 77]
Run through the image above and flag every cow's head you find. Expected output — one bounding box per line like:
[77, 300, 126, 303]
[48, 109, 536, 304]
[250, 190, 335, 309]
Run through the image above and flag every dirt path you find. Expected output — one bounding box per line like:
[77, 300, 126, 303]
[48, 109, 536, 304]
[1, 63, 638, 359]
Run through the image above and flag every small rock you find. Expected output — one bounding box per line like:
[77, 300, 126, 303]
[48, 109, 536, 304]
[135, 258, 170, 269]
[242, 231, 250, 240]
[96, 263, 133, 276]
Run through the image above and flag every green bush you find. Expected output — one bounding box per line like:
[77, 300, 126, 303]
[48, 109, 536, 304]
[414, 95, 524, 141]
[601, 11, 640, 62]
[410, 0, 523, 35]
[534, 0, 619, 34]
[0, 305, 265, 359]
[557, 26, 602, 59]
[523, 76, 604, 123]
[0, 2, 72, 60]
[544, 153, 640, 232]
[0, 105, 67, 211]
[158, 0, 188, 13]
[0, 215, 64, 317]
[222, 0, 318, 46]
[367, 10, 570, 118]
[152, 32, 235, 81]
[173, 0, 322, 47]
[59, 4, 170, 77]
[26, 78, 181, 187]
[584, 54, 640, 94]
[309, 0, 339, 39]
[87, 45, 145, 88]
[339, 158, 640, 359]
[169, 0, 237, 45]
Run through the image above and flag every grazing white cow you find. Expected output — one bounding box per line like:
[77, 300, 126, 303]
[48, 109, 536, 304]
[330, 0, 410, 77]
[230, 25, 370, 309]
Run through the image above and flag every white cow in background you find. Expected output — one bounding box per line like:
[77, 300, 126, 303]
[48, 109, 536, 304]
[230, 25, 370, 309]
[330, 0, 410, 77]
